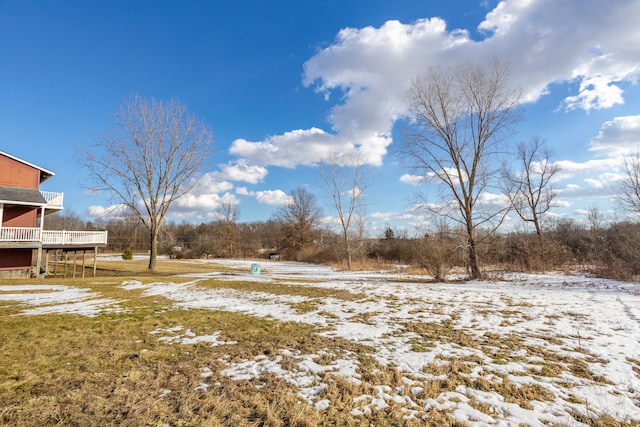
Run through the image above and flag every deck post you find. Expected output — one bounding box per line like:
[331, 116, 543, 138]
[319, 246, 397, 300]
[93, 247, 98, 277]
[35, 245, 43, 278]
[82, 250, 86, 279]
[73, 250, 77, 278]
[53, 249, 59, 277]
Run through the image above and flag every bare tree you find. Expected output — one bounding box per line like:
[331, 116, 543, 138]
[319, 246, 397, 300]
[616, 150, 640, 217]
[586, 206, 605, 265]
[44, 210, 87, 231]
[215, 202, 240, 257]
[80, 95, 213, 270]
[503, 137, 560, 240]
[402, 59, 522, 279]
[319, 153, 370, 270]
[275, 187, 323, 255]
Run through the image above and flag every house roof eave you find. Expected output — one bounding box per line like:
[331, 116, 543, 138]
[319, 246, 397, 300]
[0, 150, 55, 183]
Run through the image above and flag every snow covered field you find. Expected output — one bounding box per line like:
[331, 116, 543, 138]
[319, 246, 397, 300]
[1, 259, 639, 425]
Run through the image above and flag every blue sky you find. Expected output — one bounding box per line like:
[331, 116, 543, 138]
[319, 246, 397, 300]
[2, 0, 639, 236]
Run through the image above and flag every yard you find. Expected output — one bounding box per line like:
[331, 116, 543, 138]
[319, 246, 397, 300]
[1, 257, 639, 426]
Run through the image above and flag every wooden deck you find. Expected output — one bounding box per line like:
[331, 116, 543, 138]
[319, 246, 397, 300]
[0, 228, 108, 246]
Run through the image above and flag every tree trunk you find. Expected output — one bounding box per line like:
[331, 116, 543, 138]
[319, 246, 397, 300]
[466, 219, 482, 280]
[468, 240, 482, 280]
[344, 230, 352, 271]
[148, 227, 158, 271]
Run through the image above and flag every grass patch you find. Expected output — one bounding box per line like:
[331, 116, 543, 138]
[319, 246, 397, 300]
[195, 278, 367, 301]
[568, 410, 636, 427]
[84, 258, 238, 277]
[1, 258, 636, 426]
[404, 320, 478, 349]
[0, 299, 372, 426]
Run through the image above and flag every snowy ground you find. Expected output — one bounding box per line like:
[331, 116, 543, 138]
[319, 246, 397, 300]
[1, 259, 639, 425]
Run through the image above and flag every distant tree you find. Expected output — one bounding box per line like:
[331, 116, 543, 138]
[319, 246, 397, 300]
[502, 137, 560, 240]
[616, 150, 640, 218]
[587, 206, 604, 264]
[215, 202, 240, 257]
[402, 59, 522, 279]
[44, 210, 87, 231]
[80, 95, 213, 270]
[383, 224, 396, 240]
[275, 187, 323, 255]
[319, 153, 370, 270]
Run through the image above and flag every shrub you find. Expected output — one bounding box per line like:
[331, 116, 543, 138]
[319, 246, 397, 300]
[122, 247, 133, 260]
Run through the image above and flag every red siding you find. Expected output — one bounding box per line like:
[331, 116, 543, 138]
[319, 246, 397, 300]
[2, 206, 38, 227]
[0, 155, 40, 189]
[0, 249, 32, 271]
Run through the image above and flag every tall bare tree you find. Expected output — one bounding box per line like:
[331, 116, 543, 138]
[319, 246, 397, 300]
[80, 95, 213, 270]
[616, 150, 640, 218]
[402, 60, 522, 279]
[503, 137, 560, 240]
[319, 153, 370, 270]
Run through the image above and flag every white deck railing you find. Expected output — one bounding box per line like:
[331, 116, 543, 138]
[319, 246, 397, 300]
[0, 227, 41, 242]
[0, 228, 107, 245]
[42, 230, 108, 245]
[40, 191, 64, 208]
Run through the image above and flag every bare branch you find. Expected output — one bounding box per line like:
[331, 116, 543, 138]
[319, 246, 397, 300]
[616, 150, 640, 217]
[319, 152, 371, 270]
[502, 136, 560, 239]
[78, 95, 213, 270]
[401, 60, 522, 279]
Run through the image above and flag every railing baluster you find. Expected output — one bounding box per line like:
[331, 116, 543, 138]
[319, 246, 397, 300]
[0, 228, 107, 245]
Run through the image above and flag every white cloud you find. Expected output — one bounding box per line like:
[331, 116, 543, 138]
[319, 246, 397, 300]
[159, 160, 269, 219]
[370, 211, 400, 221]
[588, 115, 640, 158]
[235, 187, 251, 196]
[172, 192, 237, 212]
[193, 175, 234, 194]
[478, 0, 640, 109]
[564, 76, 625, 111]
[255, 190, 292, 206]
[584, 178, 604, 189]
[230, 128, 337, 168]
[554, 158, 621, 180]
[400, 174, 425, 186]
[85, 204, 129, 220]
[229, 0, 640, 171]
[218, 160, 268, 184]
[236, 187, 292, 206]
[202, 159, 268, 184]
[476, 192, 510, 212]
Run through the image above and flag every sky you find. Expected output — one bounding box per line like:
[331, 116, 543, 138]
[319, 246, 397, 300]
[1, 0, 640, 236]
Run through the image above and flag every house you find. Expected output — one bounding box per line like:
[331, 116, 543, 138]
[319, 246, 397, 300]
[0, 150, 108, 278]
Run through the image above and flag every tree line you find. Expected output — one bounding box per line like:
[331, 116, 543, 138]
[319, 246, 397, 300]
[73, 60, 640, 280]
[45, 205, 640, 281]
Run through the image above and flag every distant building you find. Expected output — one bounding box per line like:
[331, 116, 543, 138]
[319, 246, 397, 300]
[0, 151, 108, 278]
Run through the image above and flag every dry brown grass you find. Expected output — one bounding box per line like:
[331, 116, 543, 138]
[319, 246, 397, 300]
[88, 257, 238, 277]
[1, 258, 637, 426]
[0, 292, 373, 426]
[195, 278, 367, 301]
[326, 259, 398, 272]
[0, 258, 388, 426]
[405, 320, 478, 350]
